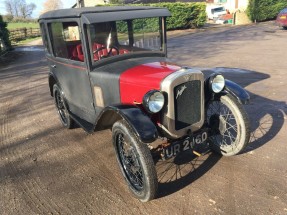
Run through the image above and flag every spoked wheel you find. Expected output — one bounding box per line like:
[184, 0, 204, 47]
[206, 94, 250, 156]
[53, 84, 74, 129]
[112, 120, 158, 202]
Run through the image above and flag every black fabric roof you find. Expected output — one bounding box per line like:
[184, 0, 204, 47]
[39, 6, 170, 20]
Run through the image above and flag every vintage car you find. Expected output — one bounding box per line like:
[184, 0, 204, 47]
[39, 6, 250, 202]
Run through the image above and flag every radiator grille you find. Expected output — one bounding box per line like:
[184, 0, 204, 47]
[174, 80, 201, 130]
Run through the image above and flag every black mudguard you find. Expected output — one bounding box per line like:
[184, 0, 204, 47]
[95, 104, 158, 143]
[48, 73, 60, 97]
[224, 79, 250, 104]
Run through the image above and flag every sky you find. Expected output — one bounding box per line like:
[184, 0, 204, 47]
[0, 0, 76, 18]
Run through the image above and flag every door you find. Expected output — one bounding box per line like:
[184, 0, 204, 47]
[48, 20, 96, 123]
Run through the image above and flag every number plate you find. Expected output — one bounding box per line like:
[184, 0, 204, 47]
[163, 130, 208, 159]
[280, 15, 286, 19]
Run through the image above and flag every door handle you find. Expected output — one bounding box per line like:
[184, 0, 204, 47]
[51, 65, 56, 68]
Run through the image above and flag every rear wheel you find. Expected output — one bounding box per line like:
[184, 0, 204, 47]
[53, 84, 74, 129]
[112, 120, 158, 202]
[206, 94, 250, 156]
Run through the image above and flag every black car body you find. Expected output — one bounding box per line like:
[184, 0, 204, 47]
[39, 6, 250, 202]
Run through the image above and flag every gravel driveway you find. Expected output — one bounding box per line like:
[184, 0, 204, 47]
[0, 22, 286, 214]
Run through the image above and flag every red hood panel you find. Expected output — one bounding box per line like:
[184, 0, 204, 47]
[120, 62, 180, 103]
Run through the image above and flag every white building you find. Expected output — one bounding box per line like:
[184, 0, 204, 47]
[208, 0, 249, 12]
[74, 0, 108, 7]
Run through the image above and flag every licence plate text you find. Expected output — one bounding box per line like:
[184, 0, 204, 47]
[163, 131, 208, 159]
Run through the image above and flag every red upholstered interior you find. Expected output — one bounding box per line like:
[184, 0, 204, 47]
[70, 46, 79, 61]
[68, 44, 84, 62]
[93, 43, 129, 61]
[76, 44, 84, 62]
[93, 43, 108, 61]
[119, 49, 129, 55]
[68, 43, 130, 62]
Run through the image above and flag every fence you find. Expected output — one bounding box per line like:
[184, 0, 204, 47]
[9, 28, 41, 41]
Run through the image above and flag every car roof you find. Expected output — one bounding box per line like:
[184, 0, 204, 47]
[280, 7, 287, 14]
[39, 6, 171, 21]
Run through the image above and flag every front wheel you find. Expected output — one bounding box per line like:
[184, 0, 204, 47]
[112, 120, 158, 202]
[206, 94, 250, 156]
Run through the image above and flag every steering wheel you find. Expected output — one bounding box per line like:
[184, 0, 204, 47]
[93, 46, 119, 59]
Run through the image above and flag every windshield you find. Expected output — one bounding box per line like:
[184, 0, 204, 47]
[212, 7, 225, 13]
[88, 17, 162, 64]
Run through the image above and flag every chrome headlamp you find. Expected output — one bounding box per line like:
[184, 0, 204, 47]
[209, 74, 225, 93]
[143, 90, 165, 113]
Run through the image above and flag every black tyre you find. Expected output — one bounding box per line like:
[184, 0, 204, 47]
[206, 94, 250, 156]
[53, 84, 74, 129]
[283, 26, 287, 30]
[112, 120, 158, 202]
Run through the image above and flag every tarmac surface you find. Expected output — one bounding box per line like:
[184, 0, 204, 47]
[0, 22, 287, 214]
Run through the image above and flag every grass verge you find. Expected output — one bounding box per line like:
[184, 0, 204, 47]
[7, 22, 39, 30]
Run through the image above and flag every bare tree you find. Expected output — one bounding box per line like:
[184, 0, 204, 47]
[41, 0, 63, 14]
[13, 0, 21, 17]
[4, 0, 36, 19]
[4, 0, 15, 17]
[4, 1, 13, 15]
[19, 3, 36, 18]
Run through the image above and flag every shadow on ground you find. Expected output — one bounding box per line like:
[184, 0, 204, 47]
[168, 22, 279, 63]
[1, 49, 286, 203]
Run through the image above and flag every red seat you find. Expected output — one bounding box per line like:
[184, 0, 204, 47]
[76, 44, 84, 62]
[73, 43, 129, 62]
[119, 49, 129, 55]
[93, 43, 108, 61]
[70, 44, 84, 62]
[71, 46, 79, 60]
[92, 43, 130, 61]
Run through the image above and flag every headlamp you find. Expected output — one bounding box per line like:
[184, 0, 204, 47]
[143, 90, 165, 113]
[209, 74, 225, 93]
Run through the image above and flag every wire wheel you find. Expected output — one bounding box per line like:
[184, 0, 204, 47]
[53, 84, 74, 129]
[55, 89, 68, 125]
[116, 133, 144, 191]
[112, 120, 158, 202]
[207, 94, 250, 156]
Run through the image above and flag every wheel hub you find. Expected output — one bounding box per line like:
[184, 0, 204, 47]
[218, 116, 227, 135]
[209, 114, 226, 135]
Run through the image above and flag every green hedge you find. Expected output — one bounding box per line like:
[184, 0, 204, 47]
[247, 0, 287, 22]
[102, 3, 207, 29]
[149, 3, 207, 29]
[0, 15, 12, 53]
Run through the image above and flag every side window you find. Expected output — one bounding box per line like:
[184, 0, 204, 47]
[116, 21, 129, 46]
[48, 22, 84, 62]
[89, 22, 116, 62]
[132, 18, 160, 51]
[40, 23, 51, 54]
[116, 18, 160, 50]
